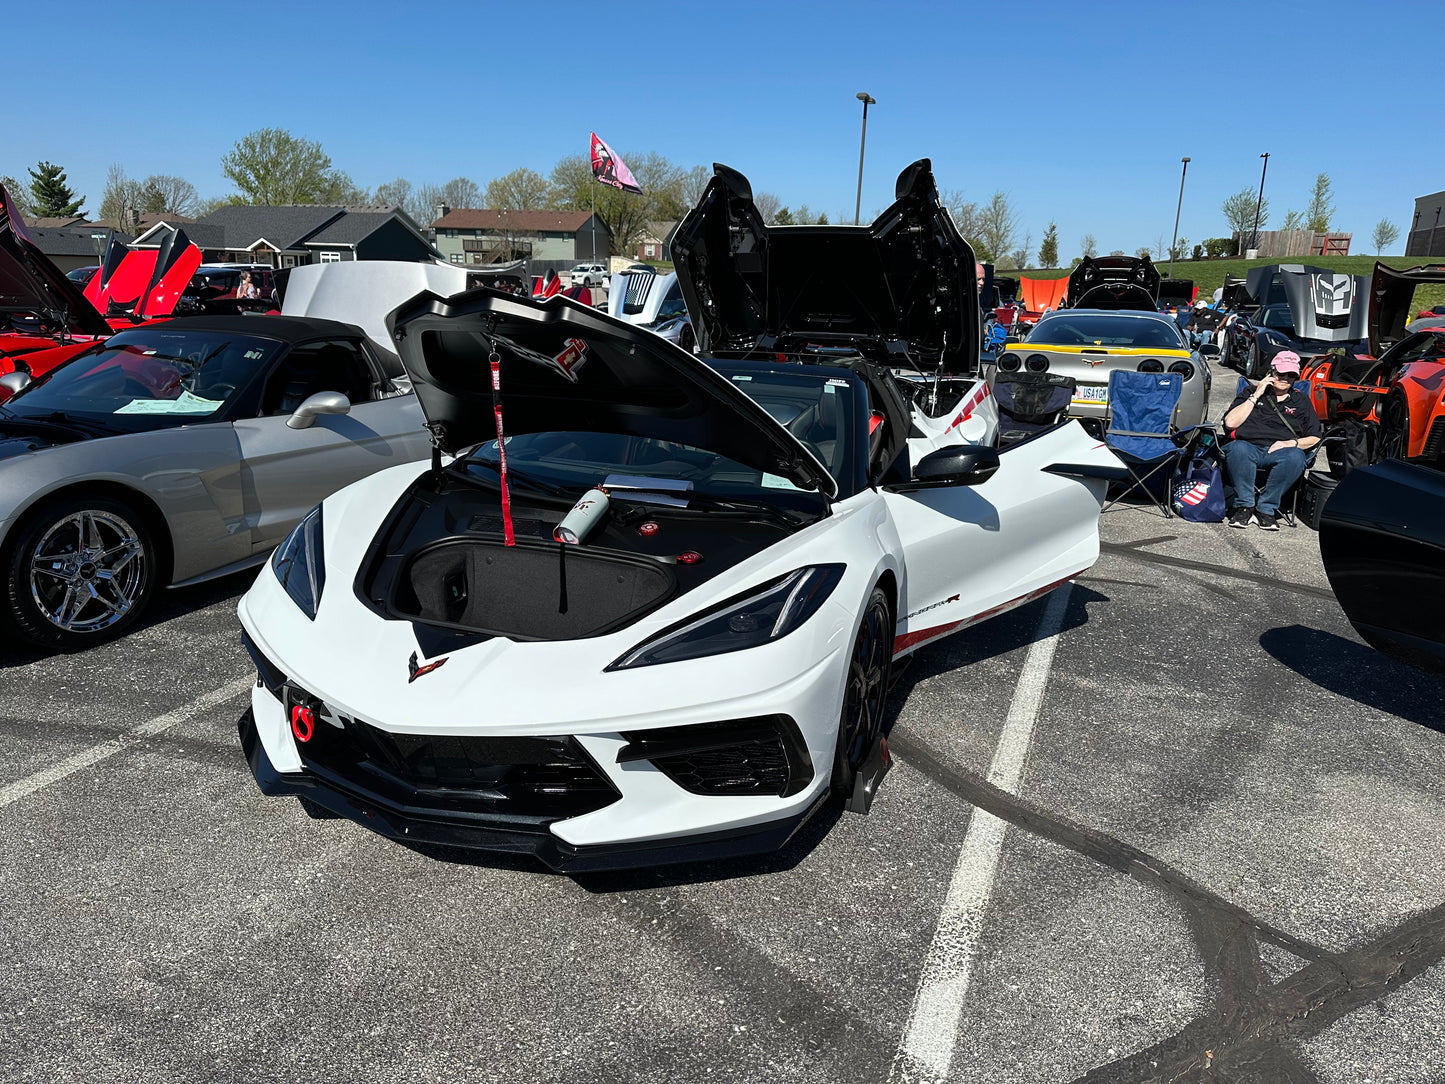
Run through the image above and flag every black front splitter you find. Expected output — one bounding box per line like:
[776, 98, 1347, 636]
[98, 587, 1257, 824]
[238, 708, 828, 873]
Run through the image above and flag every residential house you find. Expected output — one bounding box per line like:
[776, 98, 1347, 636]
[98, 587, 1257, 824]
[431, 209, 612, 268]
[25, 225, 131, 272]
[634, 220, 679, 262]
[130, 205, 440, 267]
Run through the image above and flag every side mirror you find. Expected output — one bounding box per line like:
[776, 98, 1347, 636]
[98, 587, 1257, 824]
[913, 445, 1001, 486]
[1198, 344, 1221, 358]
[287, 390, 351, 429]
[0, 371, 32, 402]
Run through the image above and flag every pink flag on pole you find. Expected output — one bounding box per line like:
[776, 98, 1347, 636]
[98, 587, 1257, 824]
[589, 133, 642, 194]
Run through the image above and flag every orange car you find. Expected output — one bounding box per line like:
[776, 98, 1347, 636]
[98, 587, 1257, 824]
[1302, 263, 1445, 467]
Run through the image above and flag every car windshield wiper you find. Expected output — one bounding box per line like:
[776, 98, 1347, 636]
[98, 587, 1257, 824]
[0, 409, 117, 436]
[609, 487, 811, 528]
[458, 458, 578, 501]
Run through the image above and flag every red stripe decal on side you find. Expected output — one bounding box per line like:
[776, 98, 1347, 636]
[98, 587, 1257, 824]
[892, 574, 1080, 656]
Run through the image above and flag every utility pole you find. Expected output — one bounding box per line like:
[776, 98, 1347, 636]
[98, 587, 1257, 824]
[854, 93, 875, 226]
[1169, 156, 1190, 278]
[1249, 152, 1270, 256]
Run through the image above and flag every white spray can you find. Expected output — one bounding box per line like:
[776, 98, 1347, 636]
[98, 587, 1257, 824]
[553, 488, 610, 544]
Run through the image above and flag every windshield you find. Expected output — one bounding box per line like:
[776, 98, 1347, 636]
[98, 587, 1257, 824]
[1259, 305, 1296, 331]
[1029, 314, 1185, 349]
[464, 369, 851, 507]
[4, 328, 282, 424]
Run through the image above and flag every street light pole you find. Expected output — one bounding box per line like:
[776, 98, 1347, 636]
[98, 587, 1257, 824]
[1169, 156, 1190, 279]
[854, 92, 875, 226]
[1249, 152, 1270, 256]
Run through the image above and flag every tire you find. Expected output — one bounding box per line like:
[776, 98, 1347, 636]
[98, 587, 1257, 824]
[4, 494, 158, 651]
[1379, 390, 1410, 462]
[1245, 344, 1264, 380]
[678, 325, 695, 355]
[830, 587, 893, 802]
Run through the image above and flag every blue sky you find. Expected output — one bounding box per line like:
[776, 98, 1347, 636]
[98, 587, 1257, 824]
[7, 0, 1434, 258]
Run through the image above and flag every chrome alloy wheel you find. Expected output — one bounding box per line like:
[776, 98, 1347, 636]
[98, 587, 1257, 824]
[28, 510, 148, 634]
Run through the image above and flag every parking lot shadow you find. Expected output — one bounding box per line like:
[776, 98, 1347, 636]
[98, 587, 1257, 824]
[0, 569, 255, 668]
[1259, 624, 1445, 733]
[888, 583, 1107, 696]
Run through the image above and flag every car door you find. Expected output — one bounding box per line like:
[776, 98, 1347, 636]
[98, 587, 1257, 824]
[232, 337, 428, 552]
[882, 423, 1113, 655]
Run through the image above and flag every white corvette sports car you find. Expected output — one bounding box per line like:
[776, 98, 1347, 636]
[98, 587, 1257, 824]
[237, 168, 1123, 871]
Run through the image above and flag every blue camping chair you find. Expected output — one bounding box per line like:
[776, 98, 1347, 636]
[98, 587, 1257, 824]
[993, 372, 1076, 446]
[985, 322, 1009, 353]
[1103, 370, 1187, 517]
[1225, 376, 1331, 527]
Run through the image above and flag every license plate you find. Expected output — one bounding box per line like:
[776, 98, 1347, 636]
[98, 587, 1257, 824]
[1073, 384, 1108, 404]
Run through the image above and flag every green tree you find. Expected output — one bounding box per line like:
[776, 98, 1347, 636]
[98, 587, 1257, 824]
[2, 176, 35, 216]
[142, 175, 199, 216]
[374, 178, 412, 210]
[1222, 187, 1267, 235]
[1371, 218, 1400, 255]
[1080, 233, 1098, 259]
[220, 128, 360, 205]
[680, 164, 711, 209]
[1305, 173, 1335, 233]
[976, 192, 1017, 264]
[27, 161, 84, 217]
[1280, 209, 1306, 231]
[484, 167, 548, 210]
[774, 206, 795, 225]
[1038, 221, 1059, 267]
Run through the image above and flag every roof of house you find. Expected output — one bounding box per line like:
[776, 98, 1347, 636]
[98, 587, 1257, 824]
[87, 212, 196, 231]
[303, 208, 426, 246]
[197, 204, 347, 251]
[644, 219, 679, 243]
[431, 209, 608, 235]
[23, 215, 88, 228]
[27, 225, 133, 257]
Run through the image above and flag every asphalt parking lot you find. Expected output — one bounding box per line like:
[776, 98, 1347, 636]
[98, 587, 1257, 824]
[2, 373, 1442, 1084]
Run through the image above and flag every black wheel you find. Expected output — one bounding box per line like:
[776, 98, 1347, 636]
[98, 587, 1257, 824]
[1379, 390, 1410, 462]
[1245, 344, 1264, 380]
[831, 588, 893, 801]
[4, 494, 158, 650]
[678, 325, 695, 354]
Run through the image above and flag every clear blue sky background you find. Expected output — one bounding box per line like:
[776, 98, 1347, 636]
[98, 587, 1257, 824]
[7, 0, 1435, 258]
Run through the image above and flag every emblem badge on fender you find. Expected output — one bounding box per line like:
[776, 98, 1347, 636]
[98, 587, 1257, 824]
[408, 651, 449, 683]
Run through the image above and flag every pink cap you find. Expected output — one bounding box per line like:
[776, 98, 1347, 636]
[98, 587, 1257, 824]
[1270, 350, 1302, 374]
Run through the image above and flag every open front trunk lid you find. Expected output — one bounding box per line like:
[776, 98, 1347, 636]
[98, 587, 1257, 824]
[1367, 261, 1445, 356]
[671, 158, 978, 373]
[0, 185, 111, 339]
[386, 289, 837, 498]
[1066, 255, 1161, 311]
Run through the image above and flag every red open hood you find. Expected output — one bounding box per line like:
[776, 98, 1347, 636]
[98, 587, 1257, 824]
[0, 184, 112, 339]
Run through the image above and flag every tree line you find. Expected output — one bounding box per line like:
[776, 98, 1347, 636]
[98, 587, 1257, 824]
[4, 135, 1405, 261]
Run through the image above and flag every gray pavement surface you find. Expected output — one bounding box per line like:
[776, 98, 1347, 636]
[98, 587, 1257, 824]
[1, 366, 1443, 1083]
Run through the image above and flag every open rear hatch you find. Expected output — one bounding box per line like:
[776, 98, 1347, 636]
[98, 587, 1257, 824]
[671, 158, 979, 374]
[1066, 255, 1161, 311]
[1245, 264, 1368, 343]
[1367, 261, 1445, 356]
[0, 184, 111, 340]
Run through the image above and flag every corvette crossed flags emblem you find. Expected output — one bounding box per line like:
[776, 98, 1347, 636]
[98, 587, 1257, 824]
[408, 651, 449, 683]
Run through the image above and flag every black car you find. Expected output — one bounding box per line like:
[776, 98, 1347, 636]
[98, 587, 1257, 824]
[1224, 265, 1368, 377]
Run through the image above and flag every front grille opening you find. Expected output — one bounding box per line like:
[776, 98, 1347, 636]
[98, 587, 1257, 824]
[619, 715, 813, 798]
[296, 705, 620, 821]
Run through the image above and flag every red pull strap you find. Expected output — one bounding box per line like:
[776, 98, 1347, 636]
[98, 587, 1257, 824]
[489, 350, 515, 546]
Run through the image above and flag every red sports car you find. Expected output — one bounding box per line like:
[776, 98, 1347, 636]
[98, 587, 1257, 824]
[1, 184, 200, 392]
[1302, 263, 1445, 467]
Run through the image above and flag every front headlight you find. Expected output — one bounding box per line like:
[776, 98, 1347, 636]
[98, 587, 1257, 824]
[272, 505, 325, 620]
[607, 565, 845, 670]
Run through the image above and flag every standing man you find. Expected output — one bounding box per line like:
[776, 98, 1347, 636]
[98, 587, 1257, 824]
[1222, 351, 1322, 530]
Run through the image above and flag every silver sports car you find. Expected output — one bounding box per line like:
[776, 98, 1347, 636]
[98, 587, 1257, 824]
[991, 309, 1214, 430]
[0, 315, 429, 649]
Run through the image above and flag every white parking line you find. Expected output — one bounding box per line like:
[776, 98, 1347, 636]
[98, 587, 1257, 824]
[0, 676, 253, 810]
[891, 585, 1073, 1083]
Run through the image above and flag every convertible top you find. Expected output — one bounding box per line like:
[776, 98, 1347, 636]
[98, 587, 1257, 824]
[151, 314, 369, 344]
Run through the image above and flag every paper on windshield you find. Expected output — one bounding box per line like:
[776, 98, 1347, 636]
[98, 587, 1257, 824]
[114, 390, 224, 415]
